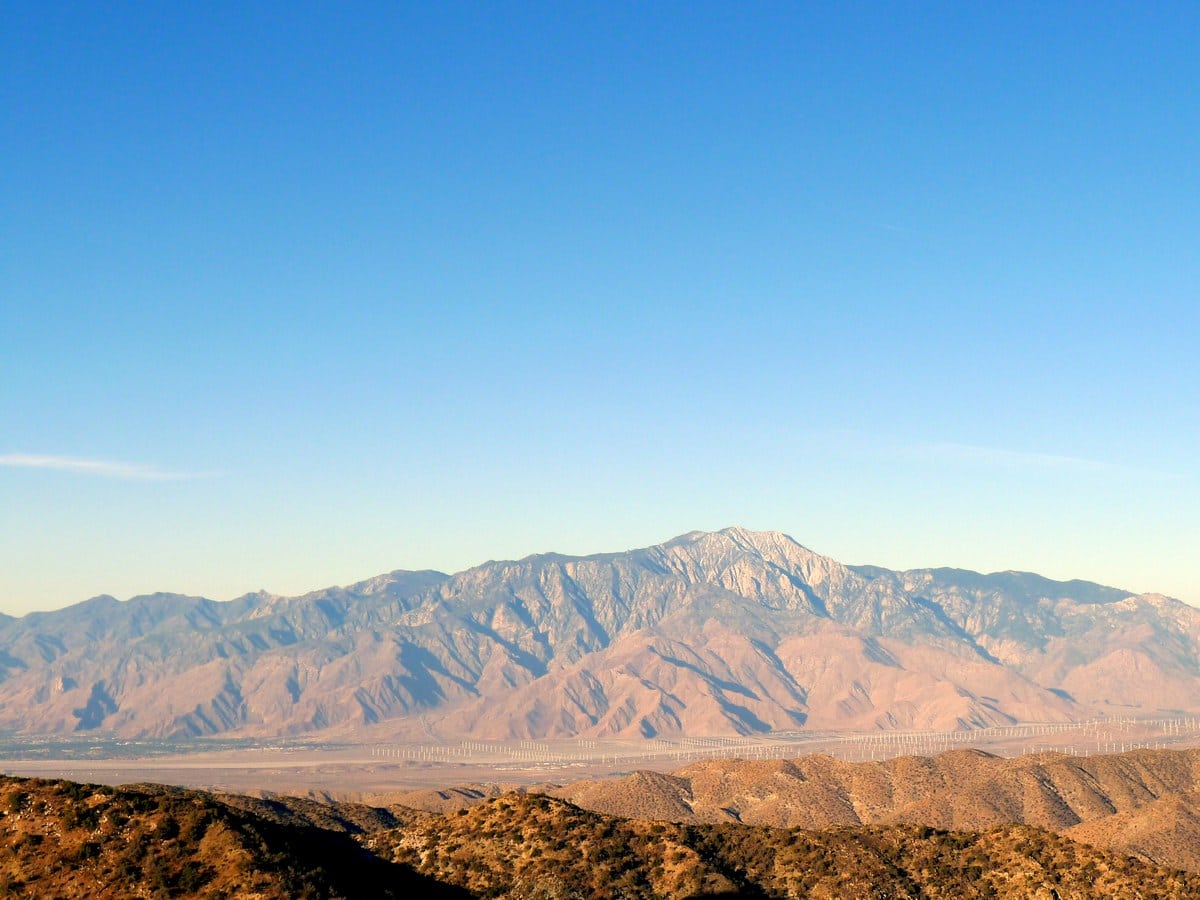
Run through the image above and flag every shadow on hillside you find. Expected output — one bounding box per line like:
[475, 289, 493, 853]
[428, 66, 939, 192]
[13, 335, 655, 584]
[224, 804, 474, 898]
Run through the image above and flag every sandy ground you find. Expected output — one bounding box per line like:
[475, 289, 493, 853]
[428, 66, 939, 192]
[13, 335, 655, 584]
[2, 718, 1197, 801]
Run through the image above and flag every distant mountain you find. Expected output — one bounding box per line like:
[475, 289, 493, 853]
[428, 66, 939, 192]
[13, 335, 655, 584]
[0, 527, 1197, 739]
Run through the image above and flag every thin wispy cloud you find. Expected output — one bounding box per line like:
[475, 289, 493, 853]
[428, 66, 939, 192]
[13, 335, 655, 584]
[0, 453, 211, 481]
[907, 439, 1182, 480]
[913, 441, 1112, 472]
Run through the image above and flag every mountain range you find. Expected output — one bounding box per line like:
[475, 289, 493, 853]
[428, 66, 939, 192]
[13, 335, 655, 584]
[0, 527, 1196, 739]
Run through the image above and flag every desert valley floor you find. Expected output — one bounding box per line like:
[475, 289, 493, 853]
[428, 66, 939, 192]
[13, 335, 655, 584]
[2, 716, 1196, 800]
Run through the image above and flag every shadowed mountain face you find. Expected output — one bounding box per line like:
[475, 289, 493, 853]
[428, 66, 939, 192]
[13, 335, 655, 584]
[0, 528, 1197, 739]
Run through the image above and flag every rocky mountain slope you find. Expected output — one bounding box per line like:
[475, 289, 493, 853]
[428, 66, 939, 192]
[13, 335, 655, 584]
[552, 748, 1200, 873]
[1, 528, 1197, 739]
[4, 773, 1200, 899]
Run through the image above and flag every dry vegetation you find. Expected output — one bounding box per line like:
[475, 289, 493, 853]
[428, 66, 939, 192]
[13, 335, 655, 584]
[371, 792, 1200, 899]
[4, 769, 1200, 898]
[554, 748, 1200, 873]
[0, 775, 462, 898]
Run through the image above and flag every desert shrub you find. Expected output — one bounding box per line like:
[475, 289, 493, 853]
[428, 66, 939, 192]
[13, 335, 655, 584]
[5, 791, 26, 813]
[59, 782, 89, 801]
[128, 793, 159, 813]
[181, 809, 213, 842]
[157, 816, 181, 840]
[62, 803, 100, 830]
[114, 855, 142, 881]
[73, 840, 102, 862]
[175, 862, 208, 893]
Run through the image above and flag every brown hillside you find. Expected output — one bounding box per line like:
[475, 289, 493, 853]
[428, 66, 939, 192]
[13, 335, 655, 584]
[4, 772, 1200, 898]
[371, 791, 1200, 899]
[1067, 793, 1200, 873]
[552, 747, 1200, 872]
[0, 775, 464, 899]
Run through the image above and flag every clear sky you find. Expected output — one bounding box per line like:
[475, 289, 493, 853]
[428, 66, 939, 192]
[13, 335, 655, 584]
[2, 3, 1197, 614]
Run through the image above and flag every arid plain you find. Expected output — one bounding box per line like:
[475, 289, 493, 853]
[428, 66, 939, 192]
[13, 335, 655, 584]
[2, 715, 1197, 800]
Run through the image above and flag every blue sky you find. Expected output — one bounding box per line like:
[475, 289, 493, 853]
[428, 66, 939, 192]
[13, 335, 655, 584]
[2, 2, 1197, 613]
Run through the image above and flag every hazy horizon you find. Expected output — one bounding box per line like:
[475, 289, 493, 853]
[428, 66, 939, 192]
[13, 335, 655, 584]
[0, 525, 1185, 617]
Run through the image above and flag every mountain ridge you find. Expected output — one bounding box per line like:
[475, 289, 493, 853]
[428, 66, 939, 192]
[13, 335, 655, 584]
[4, 527, 1149, 621]
[0, 528, 1196, 740]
